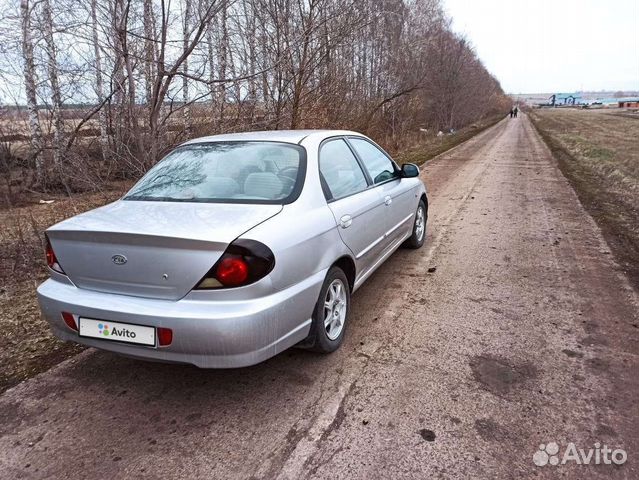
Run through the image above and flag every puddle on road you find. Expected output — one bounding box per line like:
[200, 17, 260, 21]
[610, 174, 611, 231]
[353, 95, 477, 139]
[469, 355, 538, 396]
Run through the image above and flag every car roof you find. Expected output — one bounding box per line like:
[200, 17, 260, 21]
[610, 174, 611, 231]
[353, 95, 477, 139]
[182, 129, 365, 146]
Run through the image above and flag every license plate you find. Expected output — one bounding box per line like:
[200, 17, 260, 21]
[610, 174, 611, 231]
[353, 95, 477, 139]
[78, 318, 156, 346]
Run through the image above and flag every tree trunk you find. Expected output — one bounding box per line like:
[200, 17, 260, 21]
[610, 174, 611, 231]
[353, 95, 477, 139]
[42, 0, 64, 171]
[110, 0, 126, 159]
[143, 0, 156, 118]
[290, 1, 314, 129]
[206, 23, 217, 121]
[116, 0, 144, 163]
[217, 1, 228, 126]
[182, 0, 192, 135]
[91, 0, 108, 160]
[19, 0, 43, 180]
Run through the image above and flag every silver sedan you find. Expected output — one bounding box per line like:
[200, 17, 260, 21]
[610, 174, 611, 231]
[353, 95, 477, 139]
[37, 130, 428, 367]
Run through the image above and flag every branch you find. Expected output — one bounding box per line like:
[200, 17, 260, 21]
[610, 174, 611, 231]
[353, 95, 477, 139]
[63, 85, 121, 153]
[362, 82, 426, 128]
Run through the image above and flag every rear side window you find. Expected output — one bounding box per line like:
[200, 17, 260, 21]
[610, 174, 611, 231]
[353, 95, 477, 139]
[124, 142, 304, 204]
[319, 139, 368, 200]
[348, 138, 397, 184]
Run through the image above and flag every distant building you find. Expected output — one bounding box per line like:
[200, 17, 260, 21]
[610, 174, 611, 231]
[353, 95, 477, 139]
[550, 93, 583, 106]
[618, 98, 639, 108]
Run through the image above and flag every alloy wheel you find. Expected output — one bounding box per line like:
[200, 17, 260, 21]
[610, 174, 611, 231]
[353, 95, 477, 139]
[415, 206, 425, 242]
[323, 279, 347, 340]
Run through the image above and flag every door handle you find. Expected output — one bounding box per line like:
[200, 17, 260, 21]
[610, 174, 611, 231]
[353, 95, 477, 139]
[339, 215, 352, 228]
[384, 195, 392, 206]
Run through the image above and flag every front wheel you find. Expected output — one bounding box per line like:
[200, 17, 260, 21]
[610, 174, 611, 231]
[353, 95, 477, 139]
[404, 199, 427, 249]
[303, 266, 350, 353]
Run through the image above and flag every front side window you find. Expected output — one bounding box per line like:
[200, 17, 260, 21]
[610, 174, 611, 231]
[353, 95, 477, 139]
[319, 139, 368, 200]
[124, 142, 304, 203]
[349, 138, 397, 184]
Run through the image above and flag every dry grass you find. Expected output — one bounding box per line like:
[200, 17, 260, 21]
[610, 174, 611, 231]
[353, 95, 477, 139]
[0, 184, 130, 392]
[529, 108, 639, 290]
[397, 115, 504, 167]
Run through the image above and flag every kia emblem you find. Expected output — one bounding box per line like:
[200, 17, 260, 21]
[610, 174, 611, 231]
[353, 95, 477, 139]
[112, 254, 127, 265]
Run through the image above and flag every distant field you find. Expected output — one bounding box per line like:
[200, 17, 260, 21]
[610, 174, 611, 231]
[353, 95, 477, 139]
[529, 108, 639, 289]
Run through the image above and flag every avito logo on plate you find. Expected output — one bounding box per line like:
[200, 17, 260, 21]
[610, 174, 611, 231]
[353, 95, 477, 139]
[97, 322, 138, 340]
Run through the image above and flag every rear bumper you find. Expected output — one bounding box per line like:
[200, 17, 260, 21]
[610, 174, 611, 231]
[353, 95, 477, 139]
[36, 271, 325, 368]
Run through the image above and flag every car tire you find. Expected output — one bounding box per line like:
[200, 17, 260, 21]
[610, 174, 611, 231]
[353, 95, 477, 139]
[404, 199, 427, 249]
[302, 266, 351, 353]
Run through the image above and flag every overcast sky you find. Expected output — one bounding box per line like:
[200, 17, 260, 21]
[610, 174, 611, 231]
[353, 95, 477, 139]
[443, 0, 639, 94]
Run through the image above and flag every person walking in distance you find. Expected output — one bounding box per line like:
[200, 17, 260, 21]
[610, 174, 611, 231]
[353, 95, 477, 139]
[509, 108, 514, 118]
[513, 106, 519, 118]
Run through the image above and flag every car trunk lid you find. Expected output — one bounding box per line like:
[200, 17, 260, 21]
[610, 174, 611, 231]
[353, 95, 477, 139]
[47, 200, 281, 300]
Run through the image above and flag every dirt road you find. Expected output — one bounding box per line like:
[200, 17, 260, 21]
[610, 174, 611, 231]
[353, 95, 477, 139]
[1, 115, 638, 479]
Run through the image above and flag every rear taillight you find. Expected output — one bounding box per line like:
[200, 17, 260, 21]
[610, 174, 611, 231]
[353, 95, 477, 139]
[195, 239, 275, 289]
[216, 257, 249, 286]
[45, 234, 65, 274]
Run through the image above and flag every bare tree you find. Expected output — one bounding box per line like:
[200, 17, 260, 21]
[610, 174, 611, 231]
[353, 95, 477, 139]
[4, 0, 509, 197]
[91, 0, 109, 158]
[41, 0, 65, 170]
[19, 0, 43, 178]
[216, 1, 229, 126]
[145, 1, 222, 164]
[143, 0, 156, 109]
[182, 0, 192, 134]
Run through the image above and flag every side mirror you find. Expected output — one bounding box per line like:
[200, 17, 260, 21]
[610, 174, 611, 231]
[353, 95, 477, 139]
[401, 163, 419, 178]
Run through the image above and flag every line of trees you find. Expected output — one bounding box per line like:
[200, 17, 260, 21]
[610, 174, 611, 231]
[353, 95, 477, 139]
[0, 0, 509, 193]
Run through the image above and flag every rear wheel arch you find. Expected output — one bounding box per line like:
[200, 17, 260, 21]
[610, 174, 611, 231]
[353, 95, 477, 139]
[300, 264, 351, 352]
[332, 255, 356, 292]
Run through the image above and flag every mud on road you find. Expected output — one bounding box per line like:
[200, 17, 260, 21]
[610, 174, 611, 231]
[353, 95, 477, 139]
[1, 114, 638, 479]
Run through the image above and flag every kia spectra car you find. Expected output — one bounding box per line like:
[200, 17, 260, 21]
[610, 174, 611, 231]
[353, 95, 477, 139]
[37, 130, 428, 367]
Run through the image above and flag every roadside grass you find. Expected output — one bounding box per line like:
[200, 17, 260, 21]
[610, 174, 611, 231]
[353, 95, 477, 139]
[0, 119, 504, 393]
[529, 108, 639, 291]
[397, 114, 504, 167]
[0, 185, 129, 393]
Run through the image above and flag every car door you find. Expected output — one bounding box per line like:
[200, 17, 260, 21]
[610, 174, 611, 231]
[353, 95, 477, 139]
[347, 137, 416, 246]
[319, 138, 388, 276]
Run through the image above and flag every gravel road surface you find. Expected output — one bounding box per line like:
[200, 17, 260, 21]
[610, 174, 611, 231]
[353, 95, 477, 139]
[1, 114, 637, 479]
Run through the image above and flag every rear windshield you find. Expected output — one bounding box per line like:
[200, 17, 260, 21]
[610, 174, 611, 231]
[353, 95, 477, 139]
[124, 141, 305, 204]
